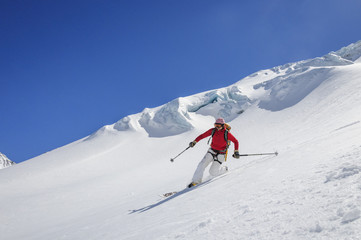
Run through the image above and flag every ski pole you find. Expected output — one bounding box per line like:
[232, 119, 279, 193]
[170, 146, 191, 162]
[239, 151, 278, 157]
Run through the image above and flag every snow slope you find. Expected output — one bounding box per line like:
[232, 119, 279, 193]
[0, 152, 15, 169]
[1, 41, 361, 240]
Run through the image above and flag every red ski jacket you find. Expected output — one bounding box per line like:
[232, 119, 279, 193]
[194, 128, 239, 152]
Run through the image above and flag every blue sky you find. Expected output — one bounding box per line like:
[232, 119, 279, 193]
[1, 0, 361, 163]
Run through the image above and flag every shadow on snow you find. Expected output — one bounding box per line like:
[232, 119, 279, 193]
[128, 174, 229, 214]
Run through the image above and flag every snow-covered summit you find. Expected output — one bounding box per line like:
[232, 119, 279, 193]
[0, 152, 15, 169]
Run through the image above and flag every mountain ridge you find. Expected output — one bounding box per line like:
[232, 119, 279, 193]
[90, 40, 361, 139]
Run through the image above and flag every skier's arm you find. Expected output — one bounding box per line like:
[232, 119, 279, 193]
[189, 129, 213, 148]
[194, 128, 214, 143]
[227, 132, 239, 151]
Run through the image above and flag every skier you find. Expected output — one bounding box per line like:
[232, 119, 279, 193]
[187, 118, 240, 188]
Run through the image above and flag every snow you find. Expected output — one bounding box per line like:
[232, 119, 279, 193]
[341, 209, 361, 224]
[118, 86, 250, 137]
[1, 41, 361, 239]
[333, 40, 361, 62]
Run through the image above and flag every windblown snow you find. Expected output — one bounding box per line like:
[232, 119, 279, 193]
[1, 41, 361, 240]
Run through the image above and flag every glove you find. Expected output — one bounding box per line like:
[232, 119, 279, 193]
[233, 150, 240, 159]
[189, 141, 197, 147]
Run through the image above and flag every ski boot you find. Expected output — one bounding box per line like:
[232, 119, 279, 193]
[187, 182, 198, 188]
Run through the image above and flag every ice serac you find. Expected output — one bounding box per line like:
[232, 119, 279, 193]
[256, 67, 334, 111]
[0, 152, 15, 169]
[138, 85, 250, 137]
[254, 40, 361, 111]
[113, 85, 250, 137]
[192, 86, 250, 122]
[138, 98, 193, 137]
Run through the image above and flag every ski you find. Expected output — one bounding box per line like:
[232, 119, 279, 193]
[161, 172, 231, 198]
[161, 182, 203, 198]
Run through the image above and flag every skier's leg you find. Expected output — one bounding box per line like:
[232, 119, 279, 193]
[191, 150, 213, 184]
[209, 154, 227, 177]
